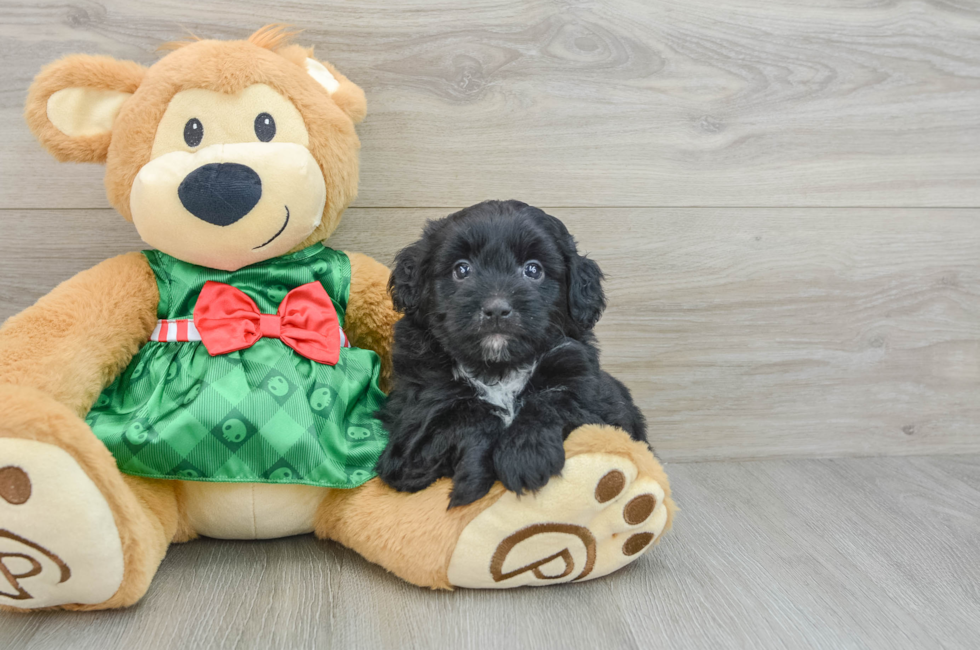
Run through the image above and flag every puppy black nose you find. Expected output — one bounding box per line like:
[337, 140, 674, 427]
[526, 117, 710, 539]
[482, 297, 513, 320]
[178, 163, 262, 226]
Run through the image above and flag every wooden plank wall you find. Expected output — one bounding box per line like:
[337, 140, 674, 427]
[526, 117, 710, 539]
[1, 1, 977, 461]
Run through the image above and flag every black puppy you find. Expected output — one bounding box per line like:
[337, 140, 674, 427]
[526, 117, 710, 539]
[375, 200, 647, 507]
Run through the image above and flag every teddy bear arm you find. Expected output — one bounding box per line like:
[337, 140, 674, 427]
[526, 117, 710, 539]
[343, 251, 399, 392]
[315, 425, 675, 590]
[0, 252, 159, 417]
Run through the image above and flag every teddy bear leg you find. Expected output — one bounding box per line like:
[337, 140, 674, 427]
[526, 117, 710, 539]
[0, 385, 180, 611]
[315, 472, 503, 589]
[315, 425, 675, 589]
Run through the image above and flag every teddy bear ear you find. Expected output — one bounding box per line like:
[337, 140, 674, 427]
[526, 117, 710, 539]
[304, 57, 367, 124]
[24, 54, 146, 164]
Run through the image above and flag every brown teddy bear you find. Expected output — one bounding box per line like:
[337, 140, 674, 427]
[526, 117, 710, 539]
[0, 26, 675, 611]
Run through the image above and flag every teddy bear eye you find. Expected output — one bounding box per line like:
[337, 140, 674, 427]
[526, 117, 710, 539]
[183, 118, 203, 147]
[254, 113, 276, 142]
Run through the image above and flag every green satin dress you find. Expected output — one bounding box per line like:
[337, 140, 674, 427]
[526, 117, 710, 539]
[85, 244, 388, 488]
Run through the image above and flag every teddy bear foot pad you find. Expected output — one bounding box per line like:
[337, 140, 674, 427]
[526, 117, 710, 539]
[0, 439, 124, 609]
[448, 450, 668, 587]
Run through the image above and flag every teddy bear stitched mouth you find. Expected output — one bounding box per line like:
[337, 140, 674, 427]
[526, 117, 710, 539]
[253, 206, 290, 249]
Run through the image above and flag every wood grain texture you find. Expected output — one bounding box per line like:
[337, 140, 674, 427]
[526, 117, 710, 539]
[1, 454, 977, 649]
[1, 207, 977, 461]
[2, 3, 977, 646]
[3, 0, 980, 208]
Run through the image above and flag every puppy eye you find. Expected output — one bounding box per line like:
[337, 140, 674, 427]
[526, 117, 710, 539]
[183, 118, 203, 147]
[523, 261, 543, 280]
[254, 113, 276, 142]
[453, 261, 471, 280]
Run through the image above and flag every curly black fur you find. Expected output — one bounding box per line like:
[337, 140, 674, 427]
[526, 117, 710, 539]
[375, 200, 647, 507]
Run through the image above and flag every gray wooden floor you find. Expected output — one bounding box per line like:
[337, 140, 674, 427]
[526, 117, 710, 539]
[2, 454, 978, 650]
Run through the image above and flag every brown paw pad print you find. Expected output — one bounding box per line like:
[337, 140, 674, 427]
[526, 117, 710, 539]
[624, 493, 657, 525]
[595, 470, 659, 558]
[490, 523, 597, 583]
[0, 466, 31, 505]
[0, 530, 71, 600]
[623, 532, 655, 556]
[594, 469, 626, 503]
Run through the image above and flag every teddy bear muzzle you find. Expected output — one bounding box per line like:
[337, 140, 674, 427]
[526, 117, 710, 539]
[130, 141, 326, 271]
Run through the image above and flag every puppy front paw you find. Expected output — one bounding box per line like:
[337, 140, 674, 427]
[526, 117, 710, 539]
[493, 434, 565, 496]
[448, 474, 496, 509]
[384, 472, 440, 494]
[376, 455, 443, 494]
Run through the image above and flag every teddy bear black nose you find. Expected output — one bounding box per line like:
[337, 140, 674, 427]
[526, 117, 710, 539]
[178, 163, 262, 226]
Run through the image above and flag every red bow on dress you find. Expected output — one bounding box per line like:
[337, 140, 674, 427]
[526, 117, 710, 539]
[193, 281, 342, 365]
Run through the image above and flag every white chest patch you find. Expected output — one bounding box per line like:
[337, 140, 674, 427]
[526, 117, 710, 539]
[455, 364, 536, 426]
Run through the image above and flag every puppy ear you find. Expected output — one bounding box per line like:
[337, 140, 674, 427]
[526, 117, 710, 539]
[389, 241, 426, 316]
[526, 205, 607, 330]
[25, 54, 145, 163]
[566, 248, 607, 331]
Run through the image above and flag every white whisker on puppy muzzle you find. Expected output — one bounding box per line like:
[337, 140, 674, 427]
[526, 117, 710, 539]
[481, 334, 511, 362]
